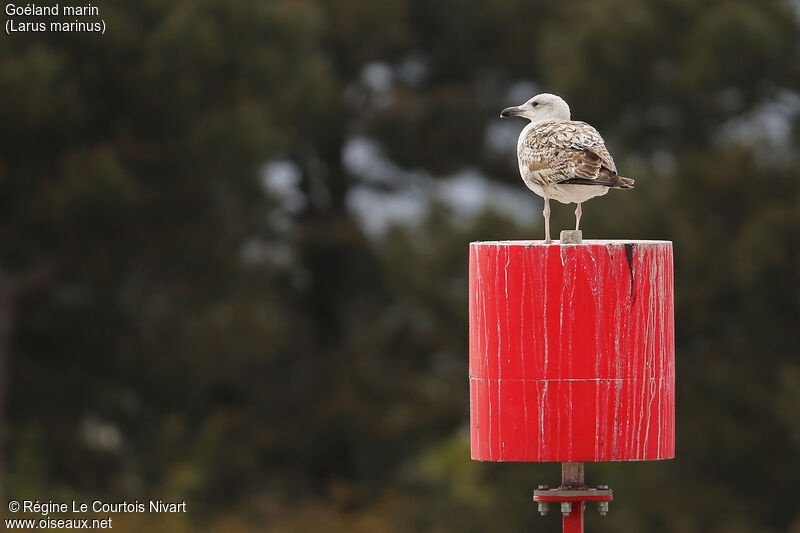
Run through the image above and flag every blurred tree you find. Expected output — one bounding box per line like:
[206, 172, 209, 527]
[0, 0, 332, 502]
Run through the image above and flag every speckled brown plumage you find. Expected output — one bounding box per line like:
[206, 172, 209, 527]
[518, 119, 633, 190]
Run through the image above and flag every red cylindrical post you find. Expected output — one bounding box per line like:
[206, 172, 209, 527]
[469, 240, 675, 462]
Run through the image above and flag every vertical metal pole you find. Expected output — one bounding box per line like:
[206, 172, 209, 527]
[561, 462, 584, 487]
[562, 502, 584, 533]
[561, 463, 584, 533]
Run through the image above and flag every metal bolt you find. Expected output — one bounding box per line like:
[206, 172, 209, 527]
[597, 501, 609, 516]
[537, 501, 550, 516]
[538, 484, 549, 490]
[561, 502, 572, 516]
[598, 484, 609, 490]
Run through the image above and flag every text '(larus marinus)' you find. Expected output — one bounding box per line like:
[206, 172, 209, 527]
[500, 93, 634, 243]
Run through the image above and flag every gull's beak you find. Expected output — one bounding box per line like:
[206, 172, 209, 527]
[500, 106, 524, 118]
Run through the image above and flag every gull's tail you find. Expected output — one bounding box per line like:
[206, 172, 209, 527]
[615, 175, 635, 189]
[563, 172, 635, 189]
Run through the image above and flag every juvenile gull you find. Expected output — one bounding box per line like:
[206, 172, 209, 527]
[500, 93, 634, 243]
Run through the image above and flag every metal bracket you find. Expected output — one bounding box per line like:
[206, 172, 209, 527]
[532, 463, 613, 532]
[533, 487, 613, 502]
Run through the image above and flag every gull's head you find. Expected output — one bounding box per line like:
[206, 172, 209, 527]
[500, 93, 570, 122]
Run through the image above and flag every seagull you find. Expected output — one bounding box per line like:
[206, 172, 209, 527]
[500, 93, 633, 243]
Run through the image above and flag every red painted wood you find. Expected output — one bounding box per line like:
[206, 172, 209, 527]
[469, 240, 675, 462]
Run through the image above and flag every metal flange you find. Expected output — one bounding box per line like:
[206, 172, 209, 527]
[533, 487, 613, 502]
[533, 485, 613, 517]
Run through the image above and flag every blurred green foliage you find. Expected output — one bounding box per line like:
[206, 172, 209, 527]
[1, 0, 799, 531]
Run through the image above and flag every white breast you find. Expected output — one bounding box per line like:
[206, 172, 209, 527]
[532, 183, 610, 204]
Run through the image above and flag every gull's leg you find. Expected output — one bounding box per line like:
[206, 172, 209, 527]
[543, 197, 552, 243]
[575, 202, 582, 231]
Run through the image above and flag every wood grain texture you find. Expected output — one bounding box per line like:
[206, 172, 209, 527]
[469, 240, 675, 462]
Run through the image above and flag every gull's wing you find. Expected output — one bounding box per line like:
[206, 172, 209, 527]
[518, 120, 624, 187]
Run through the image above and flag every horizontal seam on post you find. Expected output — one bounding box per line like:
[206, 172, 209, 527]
[468, 377, 668, 382]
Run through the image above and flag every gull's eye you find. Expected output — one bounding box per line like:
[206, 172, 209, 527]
[532, 101, 539, 107]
